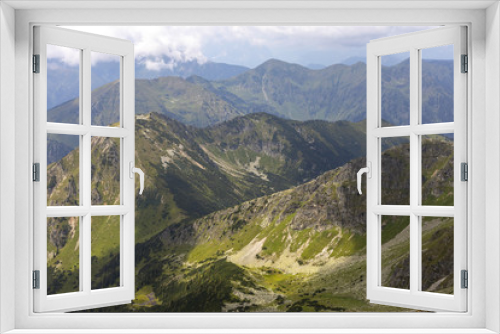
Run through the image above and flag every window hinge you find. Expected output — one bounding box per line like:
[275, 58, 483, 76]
[33, 163, 40, 182]
[461, 54, 468, 73]
[33, 270, 40, 289]
[461, 270, 468, 289]
[33, 54, 40, 73]
[461, 162, 468, 181]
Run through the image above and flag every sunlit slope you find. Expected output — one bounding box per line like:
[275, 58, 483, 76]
[46, 113, 454, 311]
[46, 112, 369, 295]
[113, 138, 453, 312]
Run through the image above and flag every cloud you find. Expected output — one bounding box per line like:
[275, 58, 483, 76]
[55, 26, 211, 68]
[226, 26, 434, 49]
[47, 44, 81, 66]
[56, 26, 434, 68]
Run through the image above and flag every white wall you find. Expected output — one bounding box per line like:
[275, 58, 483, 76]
[0, 2, 16, 333]
[486, 2, 500, 333]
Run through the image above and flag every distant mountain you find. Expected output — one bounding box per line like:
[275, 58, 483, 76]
[135, 58, 249, 81]
[47, 76, 249, 138]
[340, 55, 410, 66]
[380, 54, 410, 66]
[47, 57, 249, 109]
[46, 58, 452, 164]
[340, 56, 366, 65]
[217, 58, 452, 125]
[48, 58, 452, 128]
[306, 63, 327, 70]
[214, 59, 368, 122]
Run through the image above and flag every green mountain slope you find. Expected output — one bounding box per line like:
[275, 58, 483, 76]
[46, 110, 453, 312]
[48, 112, 369, 241]
[107, 137, 452, 312]
[46, 112, 372, 296]
[79, 137, 452, 312]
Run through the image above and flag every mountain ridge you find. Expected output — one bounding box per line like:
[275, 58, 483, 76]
[47, 58, 453, 133]
[47, 57, 250, 109]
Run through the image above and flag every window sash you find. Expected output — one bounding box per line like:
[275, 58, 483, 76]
[33, 26, 135, 313]
[366, 26, 468, 312]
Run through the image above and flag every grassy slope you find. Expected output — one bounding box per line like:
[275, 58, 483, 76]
[94, 137, 453, 313]
[47, 112, 369, 299]
[48, 119, 454, 312]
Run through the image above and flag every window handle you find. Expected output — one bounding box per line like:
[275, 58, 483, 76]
[357, 162, 371, 195]
[129, 162, 145, 195]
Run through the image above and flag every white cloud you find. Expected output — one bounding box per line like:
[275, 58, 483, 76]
[59, 26, 211, 69]
[56, 25, 434, 68]
[47, 43, 81, 66]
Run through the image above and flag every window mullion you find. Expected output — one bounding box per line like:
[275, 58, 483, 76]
[78, 48, 84, 292]
[409, 46, 420, 294]
[82, 47, 92, 294]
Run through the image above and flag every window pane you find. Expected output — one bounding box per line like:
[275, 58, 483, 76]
[381, 52, 410, 127]
[47, 134, 79, 206]
[421, 217, 453, 294]
[91, 216, 120, 290]
[47, 217, 80, 295]
[91, 137, 120, 205]
[421, 134, 454, 206]
[47, 44, 80, 124]
[91, 52, 121, 127]
[381, 215, 410, 290]
[421, 45, 454, 124]
[381, 137, 410, 205]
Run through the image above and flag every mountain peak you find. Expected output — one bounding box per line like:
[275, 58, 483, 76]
[255, 58, 308, 72]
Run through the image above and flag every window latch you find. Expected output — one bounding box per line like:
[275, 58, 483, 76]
[129, 162, 145, 195]
[357, 162, 372, 195]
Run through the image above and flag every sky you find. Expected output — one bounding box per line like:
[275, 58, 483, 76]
[54, 26, 451, 70]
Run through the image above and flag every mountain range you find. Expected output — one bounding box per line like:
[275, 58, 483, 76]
[47, 57, 249, 109]
[46, 112, 453, 312]
[49, 58, 452, 127]
[44, 56, 454, 312]
[46, 58, 452, 164]
[48, 53, 424, 111]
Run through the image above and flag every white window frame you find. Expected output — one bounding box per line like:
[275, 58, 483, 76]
[1, 2, 499, 333]
[33, 26, 136, 312]
[366, 26, 467, 312]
